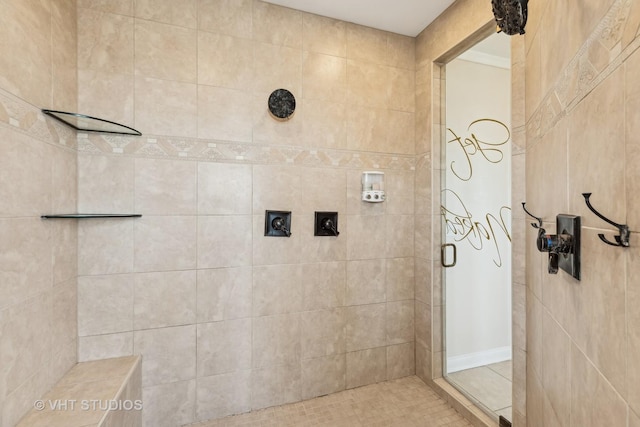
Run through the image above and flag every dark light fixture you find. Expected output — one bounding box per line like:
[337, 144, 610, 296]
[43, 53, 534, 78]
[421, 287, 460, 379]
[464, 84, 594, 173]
[492, 0, 528, 35]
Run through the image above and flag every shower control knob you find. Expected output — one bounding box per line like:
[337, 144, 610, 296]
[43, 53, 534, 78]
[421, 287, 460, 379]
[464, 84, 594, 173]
[272, 217, 284, 230]
[536, 234, 553, 252]
[321, 218, 339, 236]
[536, 233, 573, 254]
[536, 229, 575, 276]
[271, 217, 291, 237]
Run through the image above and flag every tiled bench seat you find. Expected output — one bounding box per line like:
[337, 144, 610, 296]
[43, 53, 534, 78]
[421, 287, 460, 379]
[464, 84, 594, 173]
[16, 356, 142, 427]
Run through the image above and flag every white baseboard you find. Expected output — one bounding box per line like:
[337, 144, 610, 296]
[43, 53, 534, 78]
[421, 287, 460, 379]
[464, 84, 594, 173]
[446, 346, 512, 373]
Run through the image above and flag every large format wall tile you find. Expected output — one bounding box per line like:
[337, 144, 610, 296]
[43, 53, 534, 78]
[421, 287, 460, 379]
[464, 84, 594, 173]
[628, 245, 640, 414]
[252, 0, 302, 48]
[198, 215, 252, 268]
[253, 264, 303, 316]
[301, 354, 346, 400]
[567, 67, 625, 227]
[134, 270, 197, 329]
[197, 319, 252, 377]
[134, 20, 197, 83]
[252, 43, 302, 95]
[198, 31, 253, 90]
[134, 216, 197, 271]
[302, 13, 346, 57]
[134, 157, 197, 215]
[541, 311, 570, 426]
[386, 300, 414, 345]
[134, 325, 197, 387]
[0, 129, 52, 217]
[142, 379, 196, 427]
[78, 274, 134, 336]
[196, 370, 251, 421]
[345, 303, 386, 352]
[301, 262, 346, 310]
[197, 267, 253, 322]
[0, 0, 52, 107]
[300, 308, 346, 359]
[51, 0, 77, 112]
[0, 218, 51, 309]
[197, 0, 252, 39]
[302, 52, 347, 104]
[346, 215, 387, 260]
[77, 0, 133, 16]
[301, 98, 347, 149]
[387, 342, 415, 380]
[565, 229, 626, 393]
[250, 363, 301, 410]
[346, 347, 386, 389]
[78, 7, 133, 75]
[299, 215, 348, 263]
[252, 313, 301, 369]
[197, 85, 253, 142]
[571, 344, 627, 427]
[346, 24, 387, 65]
[198, 163, 252, 215]
[135, 0, 197, 28]
[78, 154, 134, 213]
[1, 293, 50, 398]
[134, 76, 197, 137]
[79, 332, 134, 362]
[386, 257, 414, 301]
[625, 46, 640, 231]
[79, 69, 135, 127]
[346, 259, 386, 305]
[251, 214, 303, 265]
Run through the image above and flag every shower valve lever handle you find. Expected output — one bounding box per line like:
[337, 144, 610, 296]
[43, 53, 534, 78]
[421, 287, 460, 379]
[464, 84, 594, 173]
[272, 217, 291, 237]
[321, 218, 339, 236]
[548, 252, 559, 274]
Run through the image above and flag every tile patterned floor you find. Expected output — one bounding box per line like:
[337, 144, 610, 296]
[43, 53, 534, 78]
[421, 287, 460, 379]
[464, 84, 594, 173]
[447, 361, 512, 421]
[186, 376, 472, 427]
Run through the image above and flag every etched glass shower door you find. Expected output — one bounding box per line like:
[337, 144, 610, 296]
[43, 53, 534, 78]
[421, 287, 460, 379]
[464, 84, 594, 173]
[441, 34, 512, 419]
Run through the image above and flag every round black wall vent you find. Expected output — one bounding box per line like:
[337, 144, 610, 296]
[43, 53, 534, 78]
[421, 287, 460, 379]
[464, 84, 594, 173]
[268, 89, 296, 120]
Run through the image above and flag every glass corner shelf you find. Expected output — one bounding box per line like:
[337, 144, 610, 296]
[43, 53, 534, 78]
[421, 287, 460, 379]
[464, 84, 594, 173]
[41, 214, 142, 219]
[42, 109, 142, 136]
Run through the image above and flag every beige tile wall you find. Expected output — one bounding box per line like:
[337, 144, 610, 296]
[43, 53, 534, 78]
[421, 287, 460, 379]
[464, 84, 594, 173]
[0, 1, 78, 426]
[75, 1, 416, 426]
[524, 0, 640, 426]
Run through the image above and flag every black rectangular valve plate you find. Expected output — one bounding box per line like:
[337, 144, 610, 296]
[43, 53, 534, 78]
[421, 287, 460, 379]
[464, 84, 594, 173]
[557, 214, 580, 280]
[314, 211, 339, 236]
[265, 210, 292, 237]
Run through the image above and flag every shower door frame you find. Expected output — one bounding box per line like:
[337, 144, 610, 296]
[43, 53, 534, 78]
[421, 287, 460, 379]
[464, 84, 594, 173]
[440, 31, 512, 421]
[427, 21, 524, 424]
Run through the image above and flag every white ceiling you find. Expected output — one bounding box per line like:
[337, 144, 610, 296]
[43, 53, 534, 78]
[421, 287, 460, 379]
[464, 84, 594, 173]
[262, 0, 457, 37]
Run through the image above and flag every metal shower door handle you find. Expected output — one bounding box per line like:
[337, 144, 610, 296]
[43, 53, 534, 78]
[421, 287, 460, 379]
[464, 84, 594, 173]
[441, 243, 457, 267]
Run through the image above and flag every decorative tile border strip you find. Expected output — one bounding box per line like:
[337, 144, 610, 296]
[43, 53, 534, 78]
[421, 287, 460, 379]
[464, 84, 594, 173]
[78, 133, 416, 170]
[530, 0, 636, 143]
[0, 89, 77, 149]
[416, 153, 431, 169]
